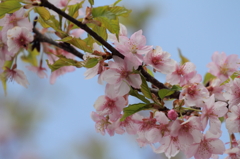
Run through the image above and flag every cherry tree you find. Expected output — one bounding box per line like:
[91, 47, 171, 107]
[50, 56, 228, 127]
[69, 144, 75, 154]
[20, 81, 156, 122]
[0, 0, 240, 158]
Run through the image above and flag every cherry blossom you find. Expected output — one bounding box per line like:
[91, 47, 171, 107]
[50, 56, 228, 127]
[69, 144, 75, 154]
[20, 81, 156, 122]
[167, 109, 178, 120]
[224, 147, 240, 159]
[180, 83, 209, 107]
[207, 78, 226, 101]
[186, 131, 225, 159]
[26, 65, 48, 79]
[207, 52, 240, 82]
[114, 30, 152, 66]
[166, 62, 202, 86]
[7, 27, 33, 54]
[201, 95, 228, 135]
[102, 56, 142, 96]
[224, 78, 240, 108]
[226, 104, 240, 134]
[4, 66, 29, 88]
[144, 46, 176, 74]
[0, 31, 12, 61]
[108, 23, 128, 44]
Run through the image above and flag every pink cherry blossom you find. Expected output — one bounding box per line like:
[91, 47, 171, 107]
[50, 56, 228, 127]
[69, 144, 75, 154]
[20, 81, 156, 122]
[94, 85, 126, 121]
[224, 78, 240, 108]
[0, 8, 33, 33]
[166, 62, 202, 86]
[91, 111, 114, 136]
[207, 52, 240, 82]
[207, 78, 226, 101]
[4, 66, 29, 88]
[26, 65, 48, 78]
[7, 27, 33, 54]
[102, 56, 142, 96]
[144, 46, 176, 74]
[171, 116, 203, 150]
[180, 83, 209, 107]
[108, 23, 128, 43]
[226, 104, 240, 134]
[224, 147, 240, 159]
[201, 95, 228, 135]
[114, 30, 152, 66]
[186, 131, 225, 159]
[0, 31, 12, 61]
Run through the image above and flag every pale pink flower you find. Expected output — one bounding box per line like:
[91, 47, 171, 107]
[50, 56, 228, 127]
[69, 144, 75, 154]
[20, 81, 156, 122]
[91, 111, 114, 136]
[113, 113, 142, 135]
[226, 104, 240, 134]
[186, 131, 225, 159]
[207, 52, 240, 82]
[0, 31, 12, 61]
[94, 85, 126, 121]
[0, 8, 33, 33]
[180, 83, 209, 107]
[171, 117, 203, 150]
[103, 56, 142, 96]
[201, 95, 228, 134]
[144, 46, 176, 74]
[7, 27, 33, 54]
[224, 147, 240, 159]
[4, 67, 29, 88]
[115, 30, 152, 66]
[224, 78, 240, 108]
[26, 65, 48, 78]
[208, 78, 226, 101]
[166, 62, 202, 86]
[108, 23, 128, 43]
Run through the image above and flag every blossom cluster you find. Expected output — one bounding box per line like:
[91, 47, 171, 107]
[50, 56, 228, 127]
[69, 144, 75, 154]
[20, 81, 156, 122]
[1, 1, 240, 159]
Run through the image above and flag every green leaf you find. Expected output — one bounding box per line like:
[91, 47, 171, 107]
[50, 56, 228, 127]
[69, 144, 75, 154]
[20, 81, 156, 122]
[129, 88, 150, 104]
[171, 85, 182, 91]
[158, 89, 175, 99]
[203, 72, 216, 85]
[178, 48, 189, 65]
[46, 55, 84, 72]
[221, 72, 240, 85]
[21, 48, 39, 66]
[84, 58, 99, 68]
[109, 6, 131, 17]
[95, 17, 120, 35]
[84, 35, 97, 46]
[34, 7, 51, 21]
[91, 24, 108, 41]
[120, 103, 152, 121]
[92, 6, 116, 20]
[62, 37, 93, 53]
[140, 75, 152, 99]
[0, 0, 21, 18]
[146, 67, 154, 77]
[1, 60, 14, 95]
[88, 0, 94, 6]
[112, 0, 121, 6]
[68, 2, 84, 19]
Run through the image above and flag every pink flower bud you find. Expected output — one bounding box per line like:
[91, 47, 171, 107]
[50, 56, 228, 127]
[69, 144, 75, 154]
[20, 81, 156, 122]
[167, 109, 178, 120]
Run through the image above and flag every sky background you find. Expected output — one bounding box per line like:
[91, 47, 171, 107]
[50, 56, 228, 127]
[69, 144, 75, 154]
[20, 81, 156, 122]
[1, 0, 240, 159]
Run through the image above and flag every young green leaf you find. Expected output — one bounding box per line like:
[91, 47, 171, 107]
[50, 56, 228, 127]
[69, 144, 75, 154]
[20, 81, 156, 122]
[120, 103, 152, 121]
[178, 48, 189, 65]
[88, 0, 94, 6]
[63, 37, 93, 53]
[171, 85, 182, 91]
[129, 88, 150, 104]
[68, 2, 84, 19]
[158, 89, 175, 99]
[203, 72, 216, 85]
[140, 75, 152, 99]
[21, 48, 39, 67]
[84, 58, 99, 68]
[0, 0, 21, 18]
[34, 7, 51, 21]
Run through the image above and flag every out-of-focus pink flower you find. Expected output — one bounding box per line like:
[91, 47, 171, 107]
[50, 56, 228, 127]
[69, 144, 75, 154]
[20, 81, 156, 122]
[224, 147, 240, 159]
[144, 46, 176, 74]
[0, 31, 12, 61]
[207, 52, 240, 82]
[7, 27, 33, 54]
[180, 83, 209, 107]
[115, 30, 152, 66]
[186, 131, 225, 159]
[167, 109, 178, 120]
[226, 104, 240, 134]
[4, 67, 29, 88]
[108, 23, 128, 43]
[201, 95, 228, 135]
[166, 62, 202, 86]
[103, 56, 142, 96]
[207, 78, 226, 101]
[224, 78, 240, 108]
[26, 65, 48, 78]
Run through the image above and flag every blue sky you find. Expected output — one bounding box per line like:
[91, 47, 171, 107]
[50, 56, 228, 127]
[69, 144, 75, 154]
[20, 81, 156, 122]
[1, 0, 240, 159]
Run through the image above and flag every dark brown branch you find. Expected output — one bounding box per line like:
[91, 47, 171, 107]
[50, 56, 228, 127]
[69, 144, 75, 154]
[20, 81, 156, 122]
[33, 28, 84, 59]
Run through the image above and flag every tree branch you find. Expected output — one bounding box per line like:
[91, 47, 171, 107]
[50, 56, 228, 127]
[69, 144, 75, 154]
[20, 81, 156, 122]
[33, 28, 84, 59]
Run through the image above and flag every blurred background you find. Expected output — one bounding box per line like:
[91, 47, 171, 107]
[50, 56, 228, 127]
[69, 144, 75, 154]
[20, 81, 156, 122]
[1, 0, 240, 158]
